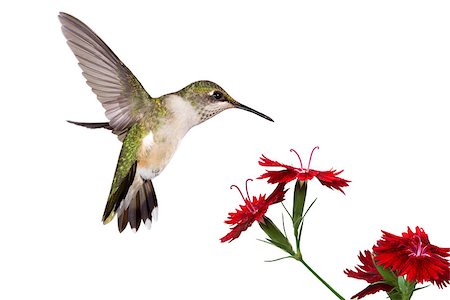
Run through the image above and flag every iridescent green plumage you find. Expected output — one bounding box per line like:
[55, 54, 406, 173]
[102, 122, 146, 224]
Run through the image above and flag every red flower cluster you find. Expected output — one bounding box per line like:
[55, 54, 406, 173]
[220, 180, 286, 243]
[221, 148, 349, 243]
[346, 227, 450, 299]
[374, 226, 450, 288]
[258, 147, 350, 194]
[344, 250, 393, 299]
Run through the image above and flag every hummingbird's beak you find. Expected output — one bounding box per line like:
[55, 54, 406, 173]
[233, 102, 274, 122]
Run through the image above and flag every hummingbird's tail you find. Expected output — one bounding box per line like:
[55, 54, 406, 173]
[67, 120, 112, 129]
[102, 164, 158, 232]
[117, 179, 158, 232]
[67, 120, 128, 141]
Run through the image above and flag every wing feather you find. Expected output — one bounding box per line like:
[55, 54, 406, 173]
[59, 12, 152, 132]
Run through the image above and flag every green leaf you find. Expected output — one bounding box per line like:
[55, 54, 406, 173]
[412, 284, 430, 292]
[264, 256, 292, 263]
[297, 198, 317, 248]
[292, 180, 307, 231]
[259, 216, 294, 255]
[281, 202, 293, 221]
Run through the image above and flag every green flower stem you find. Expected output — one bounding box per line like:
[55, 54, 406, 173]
[296, 258, 345, 300]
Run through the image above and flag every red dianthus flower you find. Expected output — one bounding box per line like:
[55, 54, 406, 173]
[220, 180, 286, 243]
[258, 147, 350, 194]
[373, 226, 450, 288]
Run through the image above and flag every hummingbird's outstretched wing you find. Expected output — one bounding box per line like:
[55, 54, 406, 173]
[59, 12, 151, 132]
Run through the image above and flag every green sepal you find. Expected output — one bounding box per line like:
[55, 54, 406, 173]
[259, 216, 295, 255]
[371, 257, 403, 300]
[386, 289, 402, 300]
[373, 257, 416, 300]
[292, 180, 307, 231]
[373, 257, 398, 287]
[398, 277, 407, 294]
[397, 276, 415, 300]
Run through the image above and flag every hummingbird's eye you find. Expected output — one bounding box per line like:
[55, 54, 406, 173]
[212, 91, 223, 100]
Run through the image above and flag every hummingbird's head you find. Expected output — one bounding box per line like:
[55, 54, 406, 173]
[178, 80, 273, 123]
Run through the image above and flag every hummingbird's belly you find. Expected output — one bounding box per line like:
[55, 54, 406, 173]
[137, 140, 177, 180]
[136, 110, 191, 180]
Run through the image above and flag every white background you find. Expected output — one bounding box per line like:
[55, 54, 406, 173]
[1, 1, 449, 299]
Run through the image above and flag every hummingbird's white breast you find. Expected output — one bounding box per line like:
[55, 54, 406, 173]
[137, 95, 200, 180]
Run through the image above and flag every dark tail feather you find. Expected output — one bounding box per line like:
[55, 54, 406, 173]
[102, 162, 137, 224]
[118, 180, 158, 233]
[67, 120, 112, 130]
[127, 192, 141, 231]
[68, 120, 128, 141]
[118, 209, 128, 232]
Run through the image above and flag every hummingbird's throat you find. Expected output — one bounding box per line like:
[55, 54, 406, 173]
[198, 103, 231, 123]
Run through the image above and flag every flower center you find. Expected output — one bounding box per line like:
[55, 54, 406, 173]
[290, 146, 320, 172]
[409, 235, 430, 258]
[245, 178, 253, 200]
[230, 179, 256, 212]
[307, 146, 319, 171]
[290, 149, 304, 169]
[230, 184, 245, 201]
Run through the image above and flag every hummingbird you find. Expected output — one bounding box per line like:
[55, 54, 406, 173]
[59, 12, 273, 232]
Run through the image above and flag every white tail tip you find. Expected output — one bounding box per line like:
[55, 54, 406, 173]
[145, 219, 152, 230]
[151, 207, 159, 222]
